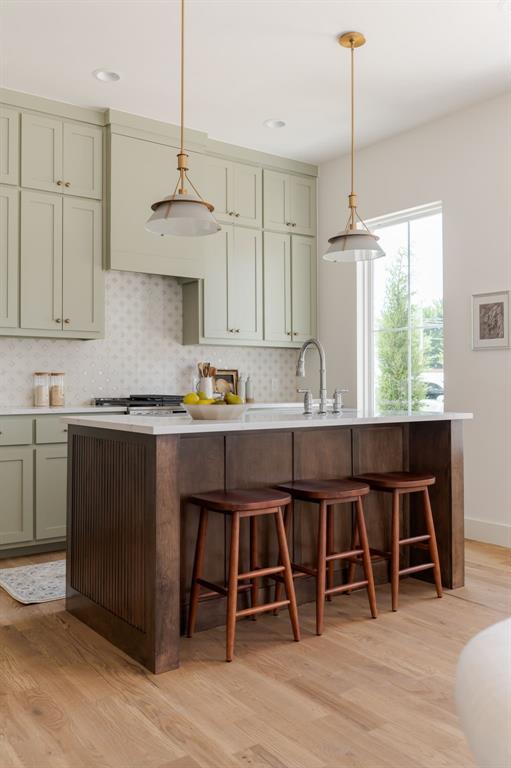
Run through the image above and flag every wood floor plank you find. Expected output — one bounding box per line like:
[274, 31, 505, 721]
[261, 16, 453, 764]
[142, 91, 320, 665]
[0, 540, 507, 768]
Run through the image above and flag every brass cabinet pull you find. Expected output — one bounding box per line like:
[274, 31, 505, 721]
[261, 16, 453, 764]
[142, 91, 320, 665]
[285, 221, 292, 226]
[56, 180, 63, 186]
[236, 328, 240, 333]
[228, 211, 234, 216]
[64, 182, 71, 188]
[287, 331, 292, 335]
[55, 318, 62, 323]
[235, 212, 240, 218]
[64, 318, 71, 324]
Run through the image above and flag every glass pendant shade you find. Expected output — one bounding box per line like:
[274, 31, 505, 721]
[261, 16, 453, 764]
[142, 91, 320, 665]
[323, 228, 385, 262]
[146, 193, 219, 237]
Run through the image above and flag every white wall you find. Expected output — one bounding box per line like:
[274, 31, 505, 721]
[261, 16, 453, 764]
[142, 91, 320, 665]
[318, 92, 511, 547]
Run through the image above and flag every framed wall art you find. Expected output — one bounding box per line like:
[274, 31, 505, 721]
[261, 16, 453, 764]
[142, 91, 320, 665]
[472, 291, 510, 350]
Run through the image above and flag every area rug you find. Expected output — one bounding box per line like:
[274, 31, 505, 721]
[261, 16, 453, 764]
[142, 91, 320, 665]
[0, 559, 66, 604]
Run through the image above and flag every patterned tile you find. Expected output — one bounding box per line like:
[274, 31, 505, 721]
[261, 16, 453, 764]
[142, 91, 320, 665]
[0, 272, 298, 406]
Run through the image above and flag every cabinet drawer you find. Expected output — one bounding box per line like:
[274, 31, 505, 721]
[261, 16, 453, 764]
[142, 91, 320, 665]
[35, 417, 69, 444]
[0, 418, 33, 446]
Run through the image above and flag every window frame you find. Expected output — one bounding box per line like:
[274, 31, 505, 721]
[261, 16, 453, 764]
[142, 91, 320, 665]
[357, 202, 443, 413]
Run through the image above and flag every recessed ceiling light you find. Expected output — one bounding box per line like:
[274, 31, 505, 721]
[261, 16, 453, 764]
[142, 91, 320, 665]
[263, 119, 286, 129]
[92, 69, 121, 82]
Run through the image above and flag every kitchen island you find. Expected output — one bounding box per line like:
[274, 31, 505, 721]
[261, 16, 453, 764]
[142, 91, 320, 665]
[64, 408, 471, 673]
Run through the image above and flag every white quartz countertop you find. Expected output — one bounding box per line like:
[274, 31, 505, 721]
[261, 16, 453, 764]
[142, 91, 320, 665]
[63, 408, 473, 436]
[0, 405, 126, 416]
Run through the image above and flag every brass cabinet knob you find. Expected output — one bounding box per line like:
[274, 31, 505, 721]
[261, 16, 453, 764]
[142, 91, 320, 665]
[235, 212, 240, 218]
[228, 211, 234, 216]
[64, 182, 71, 188]
[55, 318, 62, 323]
[64, 318, 71, 324]
[56, 180, 63, 186]
[236, 328, 240, 333]
[292, 223, 297, 227]
[285, 221, 292, 226]
[287, 331, 292, 335]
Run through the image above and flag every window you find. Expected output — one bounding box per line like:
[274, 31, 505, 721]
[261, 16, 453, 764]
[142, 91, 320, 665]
[358, 204, 444, 413]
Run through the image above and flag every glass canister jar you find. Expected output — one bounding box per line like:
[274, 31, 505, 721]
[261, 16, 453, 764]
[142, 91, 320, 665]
[33, 372, 50, 407]
[50, 372, 66, 407]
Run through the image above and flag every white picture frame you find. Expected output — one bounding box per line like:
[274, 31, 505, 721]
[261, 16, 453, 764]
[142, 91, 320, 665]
[472, 290, 510, 350]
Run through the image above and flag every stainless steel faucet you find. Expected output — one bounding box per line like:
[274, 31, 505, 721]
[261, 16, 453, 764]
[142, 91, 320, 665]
[296, 338, 328, 414]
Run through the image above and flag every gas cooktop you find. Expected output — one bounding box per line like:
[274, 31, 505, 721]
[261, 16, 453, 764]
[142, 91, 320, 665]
[93, 395, 186, 415]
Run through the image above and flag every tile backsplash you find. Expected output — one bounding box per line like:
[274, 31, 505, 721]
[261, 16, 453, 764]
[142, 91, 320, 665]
[0, 271, 299, 407]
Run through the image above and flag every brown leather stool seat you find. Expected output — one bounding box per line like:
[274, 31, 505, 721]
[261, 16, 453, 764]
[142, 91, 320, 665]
[187, 488, 300, 662]
[352, 472, 442, 611]
[275, 478, 377, 635]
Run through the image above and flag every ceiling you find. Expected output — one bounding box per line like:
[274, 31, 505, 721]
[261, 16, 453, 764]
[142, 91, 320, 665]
[1, 0, 510, 163]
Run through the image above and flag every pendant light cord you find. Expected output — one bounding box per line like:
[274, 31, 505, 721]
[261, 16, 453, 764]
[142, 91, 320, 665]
[350, 42, 354, 199]
[180, 0, 184, 156]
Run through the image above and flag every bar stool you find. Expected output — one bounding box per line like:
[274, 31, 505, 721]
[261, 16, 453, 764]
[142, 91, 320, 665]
[187, 488, 300, 662]
[351, 472, 443, 611]
[275, 479, 377, 635]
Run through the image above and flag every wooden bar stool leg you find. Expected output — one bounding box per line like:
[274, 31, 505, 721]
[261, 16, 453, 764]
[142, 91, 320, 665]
[326, 506, 335, 600]
[355, 497, 377, 618]
[275, 507, 300, 642]
[250, 515, 258, 620]
[187, 507, 208, 638]
[422, 488, 443, 598]
[346, 503, 360, 592]
[391, 490, 400, 612]
[316, 500, 327, 635]
[273, 503, 290, 613]
[226, 512, 240, 662]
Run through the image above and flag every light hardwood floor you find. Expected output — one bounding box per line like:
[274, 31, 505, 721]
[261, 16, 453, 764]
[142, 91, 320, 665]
[0, 541, 509, 768]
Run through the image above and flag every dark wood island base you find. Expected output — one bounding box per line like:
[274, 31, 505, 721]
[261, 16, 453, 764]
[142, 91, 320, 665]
[66, 419, 465, 673]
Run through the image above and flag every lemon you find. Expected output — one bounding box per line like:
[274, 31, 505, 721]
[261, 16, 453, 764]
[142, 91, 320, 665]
[197, 391, 208, 400]
[197, 398, 215, 405]
[212, 399, 226, 405]
[183, 392, 200, 404]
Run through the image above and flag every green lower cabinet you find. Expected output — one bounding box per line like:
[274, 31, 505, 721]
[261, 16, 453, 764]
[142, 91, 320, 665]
[35, 444, 68, 540]
[0, 446, 34, 545]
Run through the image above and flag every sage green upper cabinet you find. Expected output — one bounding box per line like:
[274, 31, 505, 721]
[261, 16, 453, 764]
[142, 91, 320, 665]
[0, 186, 19, 328]
[62, 197, 103, 333]
[193, 156, 262, 228]
[20, 190, 63, 331]
[183, 225, 263, 344]
[108, 133, 206, 279]
[35, 444, 68, 540]
[263, 232, 316, 344]
[0, 446, 34, 546]
[291, 235, 316, 342]
[263, 232, 291, 343]
[0, 106, 20, 185]
[21, 114, 102, 199]
[62, 122, 102, 199]
[19, 190, 103, 337]
[263, 170, 316, 236]
[21, 114, 63, 193]
[228, 227, 263, 339]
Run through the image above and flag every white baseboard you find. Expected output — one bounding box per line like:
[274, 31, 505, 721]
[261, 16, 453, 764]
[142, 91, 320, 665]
[465, 517, 511, 548]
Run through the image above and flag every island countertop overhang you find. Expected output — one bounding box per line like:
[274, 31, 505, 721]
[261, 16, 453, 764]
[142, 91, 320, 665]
[62, 408, 473, 436]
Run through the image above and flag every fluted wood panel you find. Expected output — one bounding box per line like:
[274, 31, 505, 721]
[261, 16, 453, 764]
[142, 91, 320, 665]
[70, 433, 146, 631]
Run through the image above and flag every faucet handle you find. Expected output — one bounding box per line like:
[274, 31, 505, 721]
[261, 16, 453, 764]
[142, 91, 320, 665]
[332, 387, 348, 413]
[297, 388, 313, 415]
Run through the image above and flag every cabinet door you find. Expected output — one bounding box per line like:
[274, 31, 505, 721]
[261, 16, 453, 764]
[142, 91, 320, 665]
[20, 191, 63, 330]
[21, 113, 63, 193]
[291, 236, 316, 342]
[35, 444, 67, 540]
[63, 122, 102, 199]
[263, 232, 291, 343]
[263, 170, 290, 233]
[0, 107, 20, 185]
[0, 446, 33, 545]
[289, 175, 316, 236]
[232, 162, 261, 227]
[202, 226, 232, 339]
[62, 197, 103, 333]
[0, 186, 19, 328]
[228, 227, 263, 340]
[193, 154, 231, 223]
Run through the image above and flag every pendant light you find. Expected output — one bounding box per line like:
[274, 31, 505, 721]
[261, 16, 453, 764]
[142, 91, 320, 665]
[146, 0, 218, 237]
[323, 32, 385, 262]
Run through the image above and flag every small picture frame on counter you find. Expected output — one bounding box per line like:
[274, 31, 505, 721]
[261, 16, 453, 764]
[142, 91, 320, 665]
[472, 290, 510, 350]
[214, 369, 238, 396]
